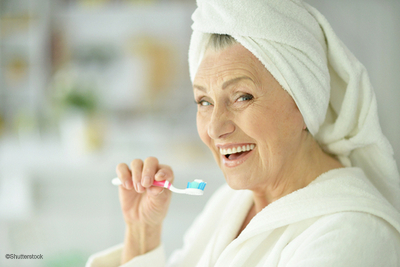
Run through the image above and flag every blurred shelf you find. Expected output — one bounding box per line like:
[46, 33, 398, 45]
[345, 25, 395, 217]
[0, 0, 51, 138]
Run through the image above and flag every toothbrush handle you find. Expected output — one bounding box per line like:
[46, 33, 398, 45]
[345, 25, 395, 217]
[112, 177, 170, 189]
[153, 180, 170, 189]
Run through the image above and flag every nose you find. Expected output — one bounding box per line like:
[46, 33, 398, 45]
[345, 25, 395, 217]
[207, 105, 235, 140]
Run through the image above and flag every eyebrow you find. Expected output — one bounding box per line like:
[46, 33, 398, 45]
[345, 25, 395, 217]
[193, 76, 253, 92]
[193, 84, 206, 93]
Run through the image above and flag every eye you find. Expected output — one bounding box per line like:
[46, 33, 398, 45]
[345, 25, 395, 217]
[237, 94, 253, 102]
[196, 99, 212, 106]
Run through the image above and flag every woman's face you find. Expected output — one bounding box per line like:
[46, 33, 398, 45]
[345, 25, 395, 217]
[193, 44, 306, 191]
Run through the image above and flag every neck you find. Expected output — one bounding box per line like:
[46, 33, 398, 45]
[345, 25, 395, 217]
[251, 133, 343, 214]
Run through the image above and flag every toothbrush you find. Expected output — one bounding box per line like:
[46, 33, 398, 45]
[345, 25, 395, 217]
[111, 178, 207, 196]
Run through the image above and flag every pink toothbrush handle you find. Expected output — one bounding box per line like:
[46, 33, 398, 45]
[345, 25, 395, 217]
[152, 180, 171, 189]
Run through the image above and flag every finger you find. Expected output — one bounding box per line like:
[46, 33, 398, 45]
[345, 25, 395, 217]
[141, 157, 159, 189]
[148, 165, 174, 197]
[147, 186, 165, 196]
[130, 159, 144, 193]
[154, 164, 174, 184]
[116, 163, 133, 190]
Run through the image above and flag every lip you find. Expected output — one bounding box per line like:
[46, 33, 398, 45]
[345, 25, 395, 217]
[216, 143, 256, 168]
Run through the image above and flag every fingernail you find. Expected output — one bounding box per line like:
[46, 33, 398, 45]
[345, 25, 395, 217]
[157, 172, 165, 178]
[142, 176, 151, 187]
[125, 180, 132, 190]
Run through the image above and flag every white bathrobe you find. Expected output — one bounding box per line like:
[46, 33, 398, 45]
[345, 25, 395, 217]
[86, 167, 400, 267]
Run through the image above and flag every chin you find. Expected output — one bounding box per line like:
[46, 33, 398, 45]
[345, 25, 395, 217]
[223, 173, 250, 190]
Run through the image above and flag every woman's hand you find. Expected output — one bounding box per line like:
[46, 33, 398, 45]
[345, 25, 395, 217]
[116, 157, 173, 263]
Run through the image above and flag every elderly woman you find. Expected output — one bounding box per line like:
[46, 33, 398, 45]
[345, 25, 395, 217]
[87, 0, 400, 266]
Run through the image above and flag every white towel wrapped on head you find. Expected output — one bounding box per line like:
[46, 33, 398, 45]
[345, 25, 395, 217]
[188, 0, 400, 211]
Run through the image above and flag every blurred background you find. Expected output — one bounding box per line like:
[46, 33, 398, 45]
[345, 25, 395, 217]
[0, 0, 399, 266]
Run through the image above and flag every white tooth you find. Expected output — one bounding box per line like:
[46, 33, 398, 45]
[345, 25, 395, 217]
[247, 144, 250, 150]
[242, 145, 246, 151]
[232, 147, 237, 153]
[250, 144, 255, 150]
[237, 146, 242, 153]
[220, 148, 223, 154]
[222, 149, 227, 155]
[227, 148, 232, 154]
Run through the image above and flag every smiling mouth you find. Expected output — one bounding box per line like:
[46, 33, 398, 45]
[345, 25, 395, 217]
[220, 144, 255, 160]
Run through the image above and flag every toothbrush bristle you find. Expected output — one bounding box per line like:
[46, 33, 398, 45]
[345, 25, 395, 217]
[187, 181, 207, 190]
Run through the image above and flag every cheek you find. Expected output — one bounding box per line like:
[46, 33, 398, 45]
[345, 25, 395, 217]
[241, 107, 274, 141]
[266, 106, 304, 151]
[246, 103, 302, 148]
